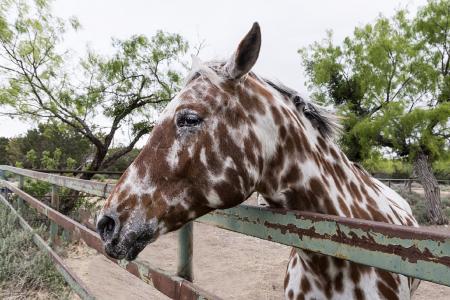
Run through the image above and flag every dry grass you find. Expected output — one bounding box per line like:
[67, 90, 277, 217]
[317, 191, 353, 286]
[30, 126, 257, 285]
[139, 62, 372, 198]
[0, 202, 72, 299]
[394, 184, 450, 225]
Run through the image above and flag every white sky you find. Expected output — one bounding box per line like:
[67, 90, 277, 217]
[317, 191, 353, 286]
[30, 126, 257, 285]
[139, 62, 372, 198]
[0, 0, 428, 142]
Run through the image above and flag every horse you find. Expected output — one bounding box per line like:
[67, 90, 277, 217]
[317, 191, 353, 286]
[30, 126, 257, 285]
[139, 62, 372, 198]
[97, 23, 419, 299]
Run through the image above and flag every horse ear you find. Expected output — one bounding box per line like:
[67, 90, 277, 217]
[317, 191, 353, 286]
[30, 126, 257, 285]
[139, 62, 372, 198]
[225, 22, 261, 79]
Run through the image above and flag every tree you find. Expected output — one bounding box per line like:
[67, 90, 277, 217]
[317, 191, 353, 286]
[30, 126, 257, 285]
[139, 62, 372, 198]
[0, 137, 8, 164]
[5, 122, 91, 169]
[0, 0, 188, 181]
[102, 147, 140, 172]
[300, 0, 450, 224]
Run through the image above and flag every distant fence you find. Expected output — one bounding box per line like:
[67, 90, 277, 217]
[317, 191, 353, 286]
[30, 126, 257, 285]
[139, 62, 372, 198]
[28, 169, 450, 185]
[31, 169, 124, 175]
[27, 168, 450, 195]
[23, 168, 450, 195]
[1, 165, 450, 299]
[377, 177, 450, 188]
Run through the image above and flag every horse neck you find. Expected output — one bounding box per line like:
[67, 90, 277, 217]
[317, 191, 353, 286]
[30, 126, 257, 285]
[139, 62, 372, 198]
[241, 78, 415, 225]
[255, 105, 378, 218]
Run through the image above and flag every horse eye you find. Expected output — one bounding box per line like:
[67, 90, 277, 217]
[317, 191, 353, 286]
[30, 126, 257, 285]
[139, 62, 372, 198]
[176, 112, 202, 128]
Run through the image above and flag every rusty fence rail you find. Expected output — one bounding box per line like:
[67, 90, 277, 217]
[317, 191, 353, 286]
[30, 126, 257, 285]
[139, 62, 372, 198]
[198, 207, 450, 286]
[0, 193, 96, 300]
[0, 178, 220, 300]
[1, 165, 450, 295]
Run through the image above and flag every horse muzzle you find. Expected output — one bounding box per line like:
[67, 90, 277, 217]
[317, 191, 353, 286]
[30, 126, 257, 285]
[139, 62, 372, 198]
[97, 212, 158, 261]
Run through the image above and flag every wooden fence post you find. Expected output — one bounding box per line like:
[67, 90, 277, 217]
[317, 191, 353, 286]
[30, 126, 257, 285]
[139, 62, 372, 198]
[0, 170, 5, 199]
[50, 184, 60, 245]
[17, 175, 24, 212]
[177, 222, 193, 281]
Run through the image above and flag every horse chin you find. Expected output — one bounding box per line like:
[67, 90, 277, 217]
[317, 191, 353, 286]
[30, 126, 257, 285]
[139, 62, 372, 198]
[124, 233, 158, 261]
[124, 242, 147, 261]
[104, 225, 158, 261]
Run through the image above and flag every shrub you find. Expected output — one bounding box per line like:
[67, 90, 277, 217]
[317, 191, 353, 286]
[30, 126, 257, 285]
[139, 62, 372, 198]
[0, 203, 71, 299]
[396, 189, 450, 225]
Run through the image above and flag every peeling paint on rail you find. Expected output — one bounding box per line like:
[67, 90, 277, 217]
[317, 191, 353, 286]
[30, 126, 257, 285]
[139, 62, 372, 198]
[0, 179, 220, 300]
[197, 206, 450, 286]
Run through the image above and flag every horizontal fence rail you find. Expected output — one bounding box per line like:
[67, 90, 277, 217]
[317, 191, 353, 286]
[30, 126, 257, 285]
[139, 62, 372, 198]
[0, 194, 95, 300]
[198, 206, 450, 286]
[0, 179, 220, 300]
[0, 165, 115, 197]
[377, 178, 450, 184]
[31, 169, 124, 175]
[1, 165, 450, 291]
[20, 167, 450, 184]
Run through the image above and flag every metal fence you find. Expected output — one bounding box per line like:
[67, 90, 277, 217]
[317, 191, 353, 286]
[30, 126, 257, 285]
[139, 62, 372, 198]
[0, 165, 449, 300]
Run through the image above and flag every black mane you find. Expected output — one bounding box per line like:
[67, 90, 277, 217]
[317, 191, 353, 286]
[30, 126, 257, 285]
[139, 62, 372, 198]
[262, 78, 340, 139]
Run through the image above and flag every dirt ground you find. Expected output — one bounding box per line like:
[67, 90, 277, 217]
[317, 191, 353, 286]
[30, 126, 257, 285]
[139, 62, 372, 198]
[64, 221, 450, 300]
[65, 249, 165, 299]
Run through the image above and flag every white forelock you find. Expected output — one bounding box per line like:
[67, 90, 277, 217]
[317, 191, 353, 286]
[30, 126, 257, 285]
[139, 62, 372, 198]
[184, 56, 224, 88]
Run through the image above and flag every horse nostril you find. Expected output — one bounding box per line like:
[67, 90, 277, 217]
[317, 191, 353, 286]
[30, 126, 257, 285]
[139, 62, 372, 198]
[97, 215, 117, 242]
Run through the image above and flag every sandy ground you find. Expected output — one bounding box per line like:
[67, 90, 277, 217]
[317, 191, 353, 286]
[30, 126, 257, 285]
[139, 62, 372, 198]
[64, 221, 450, 300]
[64, 246, 167, 300]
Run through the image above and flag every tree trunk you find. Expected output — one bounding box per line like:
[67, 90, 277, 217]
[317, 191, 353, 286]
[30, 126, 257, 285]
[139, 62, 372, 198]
[413, 151, 448, 225]
[60, 148, 106, 213]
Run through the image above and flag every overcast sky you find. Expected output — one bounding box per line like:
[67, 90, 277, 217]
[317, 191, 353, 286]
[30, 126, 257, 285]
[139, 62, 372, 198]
[0, 0, 428, 140]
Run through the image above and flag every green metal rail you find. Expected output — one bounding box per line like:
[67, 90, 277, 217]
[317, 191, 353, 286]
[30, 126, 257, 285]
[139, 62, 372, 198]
[198, 206, 450, 286]
[1, 165, 450, 297]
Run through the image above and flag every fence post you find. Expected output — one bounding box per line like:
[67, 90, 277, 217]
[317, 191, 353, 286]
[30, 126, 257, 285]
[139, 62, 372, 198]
[0, 170, 5, 199]
[177, 222, 193, 281]
[17, 175, 24, 212]
[50, 184, 60, 245]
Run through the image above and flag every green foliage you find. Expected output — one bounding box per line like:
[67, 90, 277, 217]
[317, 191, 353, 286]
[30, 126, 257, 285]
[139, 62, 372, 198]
[301, 1, 450, 224]
[66, 157, 76, 170]
[81, 30, 188, 133]
[6, 122, 91, 169]
[104, 147, 140, 172]
[0, 137, 8, 164]
[0, 0, 189, 175]
[0, 203, 70, 298]
[362, 156, 412, 178]
[39, 148, 62, 169]
[23, 178, 51, 199]
[300, 0, 450, 165]
[434, 154, 450, 178]
[41, 150, 54, 169]
[21, 178, 73, 219]
[25, 149, 37, 168]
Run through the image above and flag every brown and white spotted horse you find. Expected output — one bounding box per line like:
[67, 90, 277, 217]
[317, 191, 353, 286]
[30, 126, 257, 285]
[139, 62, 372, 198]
[97, 23, 420, 299]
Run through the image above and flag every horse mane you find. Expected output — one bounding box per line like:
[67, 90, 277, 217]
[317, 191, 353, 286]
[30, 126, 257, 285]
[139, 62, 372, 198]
[185, 60, 340, 140]
[262, 78, 341, 140]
